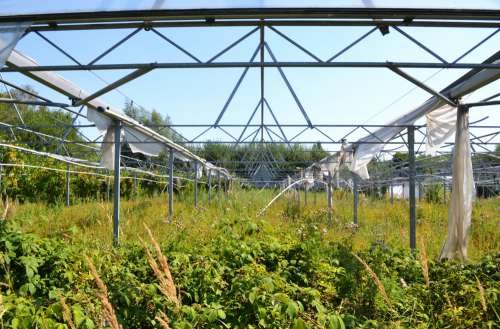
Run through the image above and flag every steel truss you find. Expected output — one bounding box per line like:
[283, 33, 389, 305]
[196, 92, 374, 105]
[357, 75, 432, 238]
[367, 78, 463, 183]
[0, 6, 499, 246]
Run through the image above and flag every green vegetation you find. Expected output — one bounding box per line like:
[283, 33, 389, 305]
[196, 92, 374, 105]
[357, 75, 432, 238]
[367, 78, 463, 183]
[0, 187, 498, 328]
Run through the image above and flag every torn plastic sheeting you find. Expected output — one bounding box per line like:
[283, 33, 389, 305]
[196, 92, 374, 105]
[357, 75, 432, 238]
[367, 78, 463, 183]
[100, 126, 119, 170]
[303, 169, 315, 190]
[7, 49, 219, 172]
[348, 55, 500, 180]
[0, 22, 30, 67]
[350, 97, 443, 179]
[87, 107, 112, 132]
[124, 126, 165, 157]
[425, 105, 457, 156]
[440, 109, 475, 261]
[195, 163, 203, 180]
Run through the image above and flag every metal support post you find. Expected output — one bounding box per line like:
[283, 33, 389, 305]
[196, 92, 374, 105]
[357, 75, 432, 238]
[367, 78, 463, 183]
[112, 121, 122, 246]
[168, 148, 174, 221]
[327, 173, 333, 228]
[353, 174, 359, 226]
[194, 161, 198, 208]
[106, 172, 111, 202]
[390, 182, 394, 204]
[218, 171, 221, 194]
[408, 125, 417, 251]
[313, 182, 317, 206]
[133, 172, 137, 195]
[65, 163, 70, 207]
[304, 183, 308, 206]
[208, 169, 212, 203]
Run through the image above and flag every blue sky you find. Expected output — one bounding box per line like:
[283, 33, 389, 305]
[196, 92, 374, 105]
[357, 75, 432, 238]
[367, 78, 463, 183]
[4, 22, 500, 152]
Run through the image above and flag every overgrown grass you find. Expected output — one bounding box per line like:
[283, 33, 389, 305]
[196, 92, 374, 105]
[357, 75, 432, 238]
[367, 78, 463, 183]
[6, 186, 499, 260]
[0, 187, 498, 328]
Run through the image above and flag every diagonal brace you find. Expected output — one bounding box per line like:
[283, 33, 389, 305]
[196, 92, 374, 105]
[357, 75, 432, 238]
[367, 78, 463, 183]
[74, 67, 153, 106]
[387, 64, 457, 107]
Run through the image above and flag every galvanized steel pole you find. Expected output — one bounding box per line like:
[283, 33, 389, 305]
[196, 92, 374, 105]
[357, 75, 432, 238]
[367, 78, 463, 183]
[65, 163, 70, 206]
[207, 169, 212, 203]
[390, 182, 394, 204]
[327, 173, 333, 228]
[133, 172, 137, 195]
[194, 161, 198, 208]
[168, 148, 174, 221]
[353, 174, 359, 226]
[113, 121, 121, 245]
[408, 125, 417, 251]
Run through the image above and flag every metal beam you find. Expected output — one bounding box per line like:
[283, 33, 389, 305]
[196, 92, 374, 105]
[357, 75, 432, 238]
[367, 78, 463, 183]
[5, 62, 500, 72]
[387, 65, 457, 106]
[74, 68, 153, 106]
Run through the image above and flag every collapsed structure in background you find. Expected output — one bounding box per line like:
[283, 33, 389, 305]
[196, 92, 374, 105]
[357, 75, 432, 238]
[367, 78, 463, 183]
[0, 1, 499, 258]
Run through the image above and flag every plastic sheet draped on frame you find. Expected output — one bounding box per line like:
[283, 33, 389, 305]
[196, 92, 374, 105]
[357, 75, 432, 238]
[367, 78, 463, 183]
[0, 22, 30, 67]
[440, 109, 475, 261]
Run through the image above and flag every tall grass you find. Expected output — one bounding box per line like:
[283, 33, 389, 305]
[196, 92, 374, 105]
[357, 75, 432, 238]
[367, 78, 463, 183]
[4, 186, 499, 261]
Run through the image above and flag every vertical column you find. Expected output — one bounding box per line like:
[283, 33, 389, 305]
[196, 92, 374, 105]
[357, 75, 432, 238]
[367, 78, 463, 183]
[217, 171, 221, 195]
[313, 182, 317, 206]
[65, 163, 70, 207]
[113, 122, 122, 245]
[208, 169, 212, 203]
[194, 162, 198, 208]
[353, 174, 359, 226]
[168, 148, 174, 221]
[408, 125, 417, 251]
[304, 177, 308, 207]
[106, 171, 111, 202]
[133, 172, 137, 195]
[327, 173, 332, 228]
[390, 181, 394, 205]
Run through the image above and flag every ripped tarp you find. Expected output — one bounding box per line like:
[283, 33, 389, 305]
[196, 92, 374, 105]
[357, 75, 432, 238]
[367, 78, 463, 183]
[440, 109, 475, 261]
[0, 22, 30, 67]
[7, 49, 230, 177]
[425, 105, 457, 156]
[349, 54, 500, 179]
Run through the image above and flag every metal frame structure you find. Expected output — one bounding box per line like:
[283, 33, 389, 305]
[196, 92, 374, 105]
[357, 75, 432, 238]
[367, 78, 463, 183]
[0, 4, 499, 247]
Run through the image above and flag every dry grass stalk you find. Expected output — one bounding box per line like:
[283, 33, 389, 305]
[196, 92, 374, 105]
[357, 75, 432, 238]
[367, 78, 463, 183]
[85, 256, 122, 329]
[475, 276, 487, 312]
[59, 292, 76, 329]
[1, 198, 9, 221]
[141, 224, 179, 306]
[155, 310, 171, 329]
[0, 292, 6, 321]
[419, 237, 430, 287]
[352, 252, 392, 310]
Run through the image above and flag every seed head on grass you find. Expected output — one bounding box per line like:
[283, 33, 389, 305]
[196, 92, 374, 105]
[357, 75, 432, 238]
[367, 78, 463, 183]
[352, 252, 392, 310]
[85, 256, 122, 329]
[59, 292, 76, 329]
[141, 224, 179, 306]
[475, 275, 487, 312]
[419, 237, 430, 287]
[155, 310, 171, 329]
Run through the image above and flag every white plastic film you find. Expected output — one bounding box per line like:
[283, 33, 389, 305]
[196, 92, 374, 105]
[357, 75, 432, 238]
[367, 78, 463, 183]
[440, 109, 474, 261]
[124, 126, 165, 157]
[195, 163, 203, 180]
[100, 127, 116, 170]
[87, 107, 112, 132]
[425, 105, 457, 156]
[0, 22, 30, 67]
